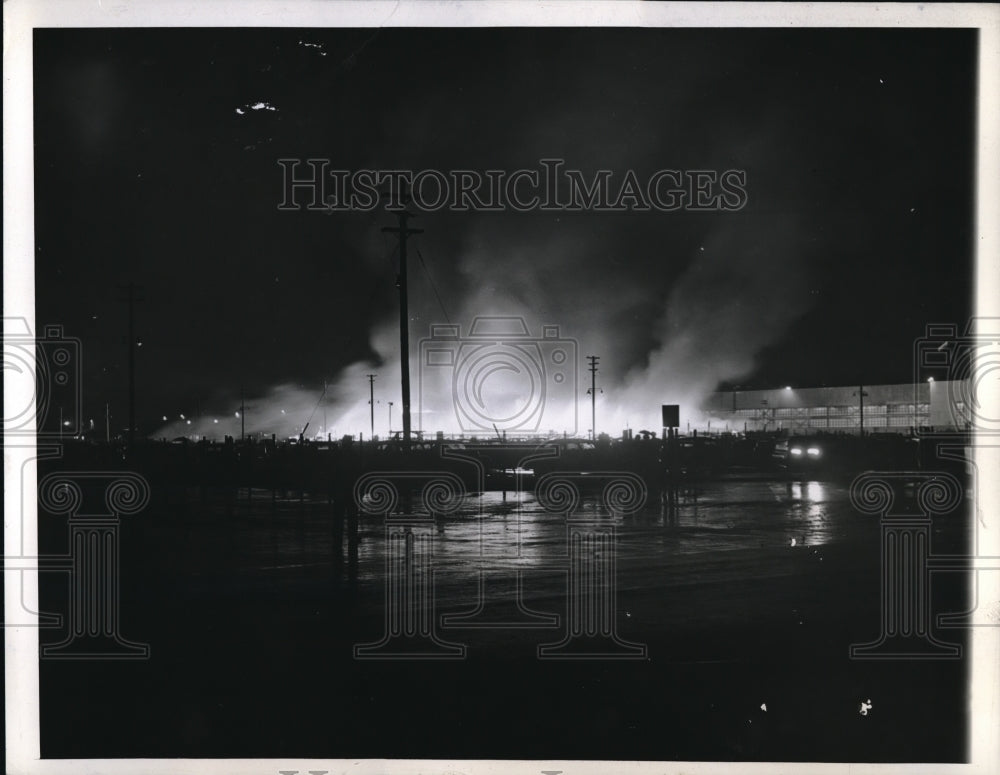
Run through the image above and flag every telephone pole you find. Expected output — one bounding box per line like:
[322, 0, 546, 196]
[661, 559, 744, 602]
[855, 384, 869, 437]
[586, 355, 602, 441]
[240, 385, 246, 441]
[117, 282, 143, 448]
[366, 373, 377, 439]
[381, 182, 423, 450]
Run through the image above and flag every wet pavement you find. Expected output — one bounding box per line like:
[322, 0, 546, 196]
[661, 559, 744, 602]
[39, 475, 971, 761]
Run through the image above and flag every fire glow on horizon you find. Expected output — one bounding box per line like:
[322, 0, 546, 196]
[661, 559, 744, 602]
[153, 213, 812, 442]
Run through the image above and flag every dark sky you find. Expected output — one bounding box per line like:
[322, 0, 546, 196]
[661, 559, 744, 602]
[33, 27, 976, 434]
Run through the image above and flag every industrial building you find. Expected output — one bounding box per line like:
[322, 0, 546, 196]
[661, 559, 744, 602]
[701, 380, 969, 435]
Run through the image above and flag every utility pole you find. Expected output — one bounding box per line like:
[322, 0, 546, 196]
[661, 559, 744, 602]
[117, 282, 143, 448]
[381, 182, 423, 450]
[855, 384, 869, 437]
[240, 385, 246, 441]
[388, 401, 394, 436]
[586, 355, 602, 441]
[105, 403, 110, 443]
[366, 373, 377, 439]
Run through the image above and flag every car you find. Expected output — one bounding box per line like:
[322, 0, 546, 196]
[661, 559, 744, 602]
[773, 436, 825, 470]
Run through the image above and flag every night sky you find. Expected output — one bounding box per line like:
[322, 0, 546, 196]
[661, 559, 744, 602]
[33, 27, 976, 436]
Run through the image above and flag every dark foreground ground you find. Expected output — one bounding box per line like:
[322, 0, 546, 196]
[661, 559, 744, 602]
[37, 472, 971, 762]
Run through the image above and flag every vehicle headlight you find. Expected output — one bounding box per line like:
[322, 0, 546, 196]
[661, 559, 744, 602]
[807, 447, 821, 456]
[790, 448, 803, 456]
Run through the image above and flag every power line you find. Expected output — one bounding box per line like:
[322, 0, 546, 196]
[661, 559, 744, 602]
[415, 245, 451, 324]
[303, 381, 329, 436]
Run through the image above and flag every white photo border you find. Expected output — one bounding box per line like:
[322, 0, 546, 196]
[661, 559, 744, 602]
[4, 2, 999, 774]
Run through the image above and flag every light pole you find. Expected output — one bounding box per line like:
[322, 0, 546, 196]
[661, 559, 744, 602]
[388, 401, 394, 436]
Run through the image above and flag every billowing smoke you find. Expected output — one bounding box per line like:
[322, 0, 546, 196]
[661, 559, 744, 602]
[151, 34, 818, 442]
[153, 204, 811, 441]
[154, 321, 402, 441]
[609, 219, 809, 433]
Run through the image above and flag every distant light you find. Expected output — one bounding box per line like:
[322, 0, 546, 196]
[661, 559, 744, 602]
[790, 448, 803, 456]
[62, 420, 71, 427]
[927, 377, 935, 383]
[281, 409, 286, 414]
[162, 415, 168, 421]
[179, 414, 186, 420]
[235, 411, 240, 418]
[186, 420, 191, 425]
[807, 447, 821, 456]
[785, 386, 792, 391]
[213, 419, 218, 424]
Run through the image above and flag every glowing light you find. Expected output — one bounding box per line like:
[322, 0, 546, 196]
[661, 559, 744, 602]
[62, 420, 71, 427]
[807, 447, 821, 456]
[213, 419, 219, 424]
[162, 415, 167, 421]
[785, 386, 792, 391]
[790, 447, 803, 456]
[235, 412, 240, 418]
[179, 414, 186, 420]
[186, 420, 191, 425]
[927, 377, 935, 383]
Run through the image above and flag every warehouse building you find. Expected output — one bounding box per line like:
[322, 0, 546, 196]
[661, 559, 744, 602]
[701, 380, 969, 435]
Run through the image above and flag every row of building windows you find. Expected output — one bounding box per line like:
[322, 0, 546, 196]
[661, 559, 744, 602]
[729, 404, 930, 418]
